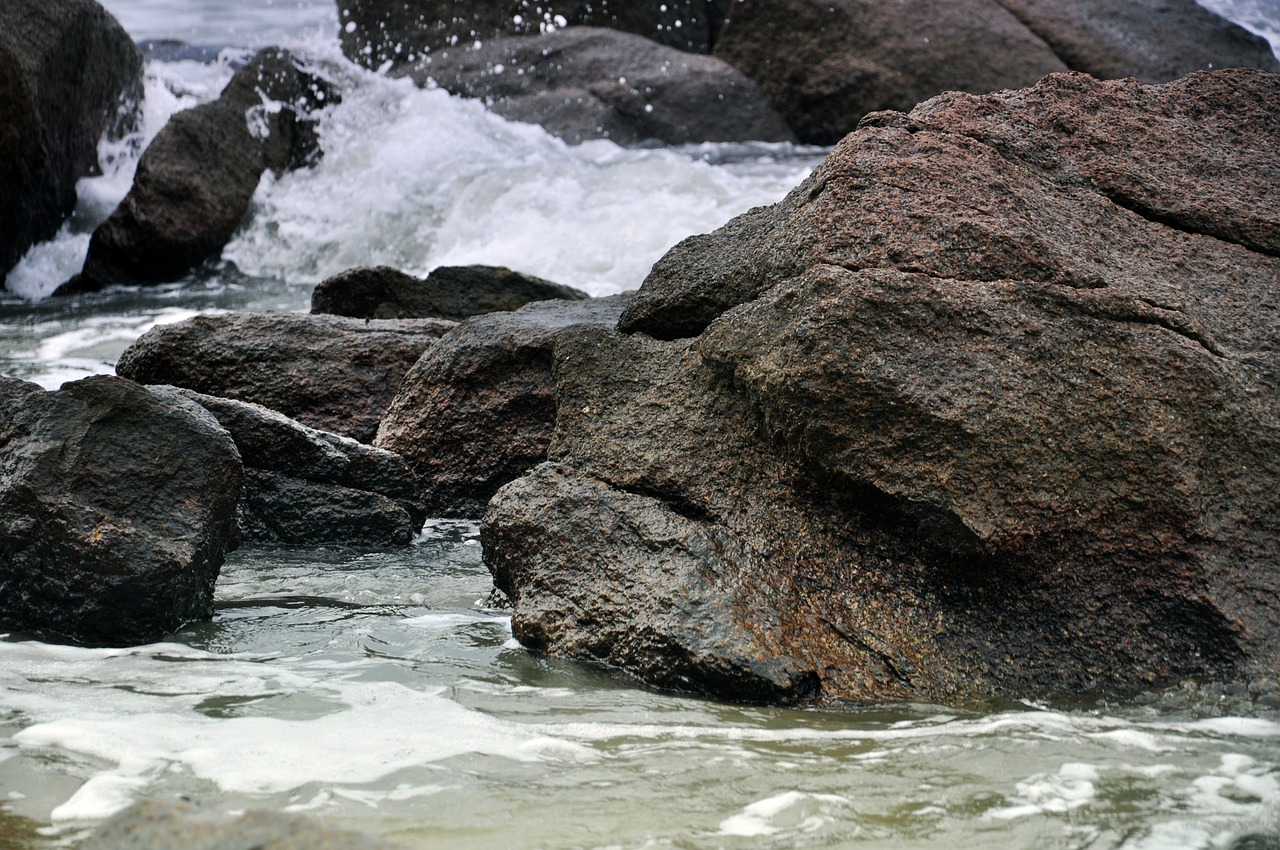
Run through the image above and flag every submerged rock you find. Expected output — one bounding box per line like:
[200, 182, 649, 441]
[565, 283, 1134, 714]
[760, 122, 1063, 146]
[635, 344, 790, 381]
[81, 798, 396, 850]
[148, 386, 423, 546]
[0, 375, 242, 646]
[397, 27, 794, 146]
[59, 48, 334, 293]
[0, 0, 142, 288]
[116, 312, 455, 443]
[377, 294, 632, 517]
[311, 264, 589, 321]
[483, 70, 1280, 705]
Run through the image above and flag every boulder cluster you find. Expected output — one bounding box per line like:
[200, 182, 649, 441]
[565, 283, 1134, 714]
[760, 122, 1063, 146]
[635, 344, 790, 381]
[0, 0, 1278, 711]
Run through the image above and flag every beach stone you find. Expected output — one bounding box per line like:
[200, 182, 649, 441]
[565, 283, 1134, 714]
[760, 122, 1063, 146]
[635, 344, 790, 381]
[396, 27, 794, 146]
[311, 264, 589, 320]
[147, 386, 423, 546]
[0, 0, 142, 288]
[80, 798, 396, 850]
[483, 69, 1280, 705]
[116, 312, 455, 443]
[61, 48, 333, 293]
[376, 294, 632, 517]
[0, 375, 242, 647]
[338, 0, 721, 70]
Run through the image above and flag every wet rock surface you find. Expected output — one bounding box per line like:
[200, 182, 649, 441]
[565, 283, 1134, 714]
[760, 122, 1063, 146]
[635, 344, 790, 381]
[377, 294, 632, 517]
[397, 27, 794, 146]
[116, 312, 455, 443]
[148, 386, 423, 546]
[311, 264, 589, 320]
[0, 375, 242, 646]
[60, 47, 333, 293]
[483, 70, 1280, 705]
[0, 0, 142, 287]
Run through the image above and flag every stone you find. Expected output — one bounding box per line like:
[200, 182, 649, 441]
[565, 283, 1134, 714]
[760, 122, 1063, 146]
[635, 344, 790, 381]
[0, 0, 142, 287]
[116, 312, 455, 444]
[376, 294, 631, 517]
[80, 798, 396, 850]
[483, 70, 1280, 705]
[311, 264, 590, 320]
[0, 375, 242, 646]
[148, 386, 423, 546]
[395, 27, 794, 146]
[59, 48, 334, 293]
[338, 0, 723, 71]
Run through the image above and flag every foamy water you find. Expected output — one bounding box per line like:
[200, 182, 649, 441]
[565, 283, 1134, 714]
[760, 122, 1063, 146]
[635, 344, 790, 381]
[2, 1, 1279, 847]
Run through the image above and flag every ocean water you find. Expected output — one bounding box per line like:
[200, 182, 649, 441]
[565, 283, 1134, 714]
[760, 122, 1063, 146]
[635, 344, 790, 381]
[2, 2, 1279, 848]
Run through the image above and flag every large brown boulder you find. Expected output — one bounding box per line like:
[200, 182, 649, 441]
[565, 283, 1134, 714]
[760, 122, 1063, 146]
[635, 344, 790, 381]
[116, 312, 455, 443]
[59, 48, 333, 293]
[0, 375, 242, 646]
[0, 0, 142, 288]
[311, 264, 589, 320]
[712, 0, 1280, 145]
[396, 27, 794, 145]
[377, 294, 632, 517]
[482, 70, 1280, 705]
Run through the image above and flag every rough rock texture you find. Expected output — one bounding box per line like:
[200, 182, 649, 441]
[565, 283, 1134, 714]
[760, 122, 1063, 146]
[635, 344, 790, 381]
[116, 312, 455, 443]
[396, 28, 794, 146]
[484, 70, 1280, 705]
[377, 294, 631, 517]
[80, 799, 396, 850]
[0, 0, 142, 287]
[149, 386, 423, 546]
[338, 0, 723, 70]
[712, 0, 1278, 144]
[0, 375, 242, 646]
[311, 264, 590, 320]
[60, 48, 333, 293]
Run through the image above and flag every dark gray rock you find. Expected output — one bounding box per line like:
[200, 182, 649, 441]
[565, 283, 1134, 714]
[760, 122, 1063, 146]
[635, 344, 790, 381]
[396, 27, 794, 146]
[483, 70, 1280, 705]
[116, 312, 456, 444]
[0, 375, 242, 647]
[80, 798, 397, 850]
[338, 0, 723, 70]
[147, 386, 423, 546]
[0, 0, 142, 287]
[376, 294, 631, 517]
[311, 264, 589, 320]
[59, 48, 334, 293]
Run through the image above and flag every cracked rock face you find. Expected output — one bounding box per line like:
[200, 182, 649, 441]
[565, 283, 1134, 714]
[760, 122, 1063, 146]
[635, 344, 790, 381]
[483, 70, 1280, 705]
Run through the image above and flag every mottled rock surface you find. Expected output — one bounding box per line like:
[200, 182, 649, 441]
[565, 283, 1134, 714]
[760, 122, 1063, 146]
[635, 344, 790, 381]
[116, 312, 455, 443]
[397, 27, 794, 145]
[0, 376, 242, 646]
[484, 70, 1280, 705]
[149, 386, 423, 546]
[61, 48, 332, 292]
[311, 264, 589, 320]
[377, 294, 631, 517]
[0, 0, 142, 287]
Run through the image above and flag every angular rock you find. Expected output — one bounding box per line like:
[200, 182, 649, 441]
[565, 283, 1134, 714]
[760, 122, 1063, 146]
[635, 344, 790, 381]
[0, 375, 242, 646]
[148, 386, 423, 546]
[396, 28, 794, 146]
[0, 0, 142, 287]
[996, 0, 1280, 83]
[81, 798, 396, 850]
[338, 0, 723, 71]
[711, 0, 1278, 145]
[311, 264, 590, 320]
[60, 48, 333, 293]
[484, 70, 1280, 705]
[116, 312, 455, 443]
[376, 294, 631, 517]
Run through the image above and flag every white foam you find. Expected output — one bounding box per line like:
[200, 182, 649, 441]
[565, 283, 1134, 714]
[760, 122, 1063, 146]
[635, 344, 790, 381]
[986, 762, 1099, 820]
[717, 791, 849, 837]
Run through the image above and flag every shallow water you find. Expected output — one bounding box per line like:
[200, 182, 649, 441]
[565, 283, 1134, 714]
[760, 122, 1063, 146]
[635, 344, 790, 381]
[2, 1, 1279, 847]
